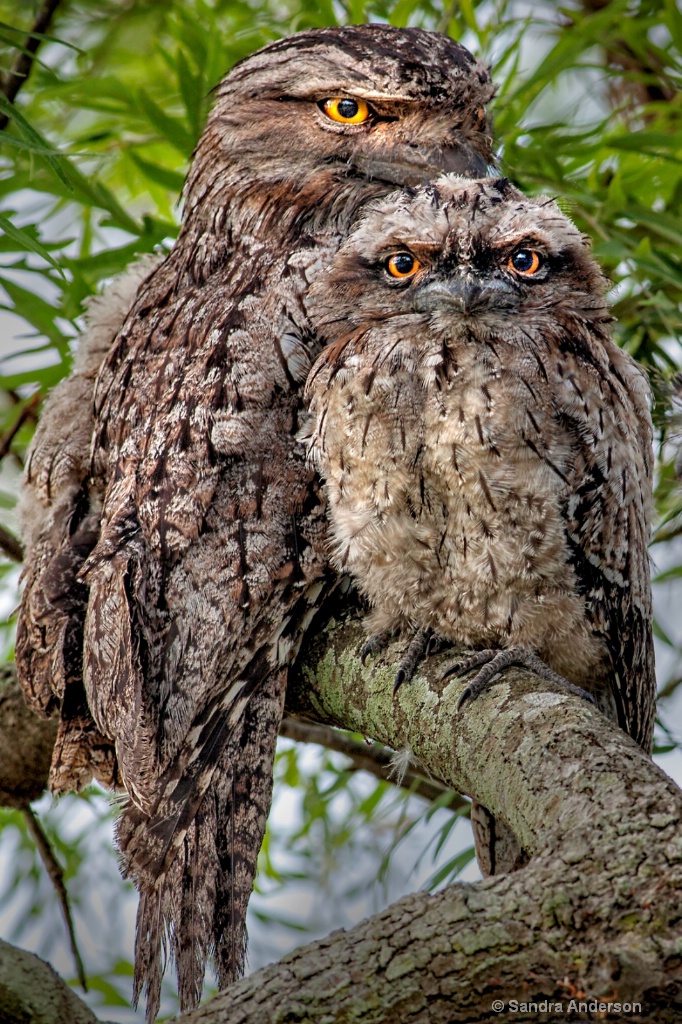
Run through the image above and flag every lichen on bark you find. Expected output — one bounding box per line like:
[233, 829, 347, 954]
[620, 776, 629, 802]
[1, 603, 681, 1022]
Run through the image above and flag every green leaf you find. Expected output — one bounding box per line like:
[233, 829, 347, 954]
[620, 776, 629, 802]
[0, 213, 65, 276]
[0, 93, 72, 188]
[0, 275, 70, 349]
[130, 152, 186, 193]
[137, 89, 195, 156]
[176, 48, 205, 140]
[423, 846, 476, 891]
[0, 20, 83, 52]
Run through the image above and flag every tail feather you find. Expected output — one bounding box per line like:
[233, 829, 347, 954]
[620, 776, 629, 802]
[118, 670, 286, 1021]
[213, 670, 285, 991]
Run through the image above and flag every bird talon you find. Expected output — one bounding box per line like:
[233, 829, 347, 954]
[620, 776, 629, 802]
[360, 630, 392, 665]
[442, 662, 464, 680]
[457, 685, 473, 710]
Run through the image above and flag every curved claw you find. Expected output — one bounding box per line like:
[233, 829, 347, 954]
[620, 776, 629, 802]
[360, 630, 392, 665]
[392, 628, 433, 697]
[456, 684, 475, 710]
[360, 643, 373, 666]
[425, 633, 447, 658]
[393, 668, 407, 694]
[445, 647, 597, 713]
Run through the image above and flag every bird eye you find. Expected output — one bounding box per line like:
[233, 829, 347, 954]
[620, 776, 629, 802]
[322, 97, 370, 124]
[386, 253, 421, 279]
[508, 249, 542, 276]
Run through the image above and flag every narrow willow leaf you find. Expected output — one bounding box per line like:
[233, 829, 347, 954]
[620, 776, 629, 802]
[0, 213, 65, 276]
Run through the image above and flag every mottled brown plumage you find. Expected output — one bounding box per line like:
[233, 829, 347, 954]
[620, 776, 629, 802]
[16, 26, 494, 1019]
[306, 175, 655, 759]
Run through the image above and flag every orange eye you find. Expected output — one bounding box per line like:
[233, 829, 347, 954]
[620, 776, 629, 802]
[322, 97, 370, 124]
[386, 252, 421, 279]
[508, 249, 542, 276]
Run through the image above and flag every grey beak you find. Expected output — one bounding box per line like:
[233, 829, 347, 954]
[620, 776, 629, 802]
[414, 276, 517, 316]
[414, 277, 484, 314]
[424, 139, 490, 178]
[348, 138, 491, 187]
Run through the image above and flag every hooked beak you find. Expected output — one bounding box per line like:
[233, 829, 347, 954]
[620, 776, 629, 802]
[414, 276, 516, 315]
[347, 136, 491, 186]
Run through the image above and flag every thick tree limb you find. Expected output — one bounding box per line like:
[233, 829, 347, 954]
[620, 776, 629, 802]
[153, 605, 681, 1023]
[279, 715, 467, 808]
[0, 605, 680, 1021]
[0, 663, 55, 807]
[0, 940, 96, 1024]
[0, 0, 63, 129]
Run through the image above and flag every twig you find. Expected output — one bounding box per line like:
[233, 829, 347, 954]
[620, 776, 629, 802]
[22, 803, 87, 991]
[0, 0, 63, 130]
[0, 524, 23, 563]
[0, 391, 41, 461]
[280, 715, 468, 810]
[657, 674, 682, 702]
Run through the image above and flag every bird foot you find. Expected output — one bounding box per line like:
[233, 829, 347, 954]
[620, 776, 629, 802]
[393, 627, 433, 694]
[360, 629, 394, 665]
[360, 626, 437, 694]
[442, 647, 595, 711]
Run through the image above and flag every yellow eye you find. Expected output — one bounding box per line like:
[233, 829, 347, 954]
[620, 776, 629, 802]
[322, 97, 370, 124]
[507, 249, 542, 276]
[386, 253, 421, 279]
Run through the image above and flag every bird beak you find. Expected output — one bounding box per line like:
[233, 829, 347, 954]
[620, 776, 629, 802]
[348, 137, 490, 186]
[424, 139, 491, 179]
[414, 276, 515, 315]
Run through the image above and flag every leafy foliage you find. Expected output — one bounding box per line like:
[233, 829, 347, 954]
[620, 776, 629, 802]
[0, 0, 680, 1019]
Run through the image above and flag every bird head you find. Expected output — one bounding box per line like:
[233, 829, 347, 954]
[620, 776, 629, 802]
[184, 25, 495, 225]
[306, 175, 611, 350]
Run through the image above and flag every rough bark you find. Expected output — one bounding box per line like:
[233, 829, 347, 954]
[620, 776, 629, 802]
[0, 663, 56, 808]
[0, 940, 96, 1024]
[1, 606, 680, 1022]
[162, 605, 681, 1023]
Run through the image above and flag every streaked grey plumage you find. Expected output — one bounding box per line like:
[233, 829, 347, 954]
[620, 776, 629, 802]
[16, 27, 495, 1019]
[306, 175, 655, 764]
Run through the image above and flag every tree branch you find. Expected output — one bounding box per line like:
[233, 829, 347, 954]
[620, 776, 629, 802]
[578, 0, 676, 108]
[0, 604, 680, 1021]
[0, 0, 63, 129]
[0, 524, 23, 563]
[0, 663, 55, 807]
[159, 604, 680, 1022]
[0, 666, 87, 990]
[0, 940, 96, 1024]
[0, 392, 41, 461]
[279, 715, 467, 808]
[23, 805, 87, 992]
